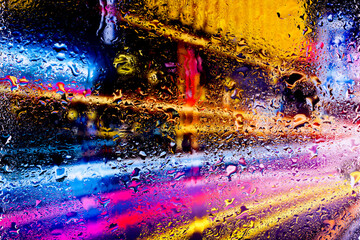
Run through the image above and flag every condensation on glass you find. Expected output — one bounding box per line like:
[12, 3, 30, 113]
[1, 0, 360, 239]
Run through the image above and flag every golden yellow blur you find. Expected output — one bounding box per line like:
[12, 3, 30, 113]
[187, 217, 211, 237]
[145, 0, 308, 59]
[67, 109, 78, 121]
[350, 171, 360, 188]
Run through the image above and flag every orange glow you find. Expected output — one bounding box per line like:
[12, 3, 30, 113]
[144, 0, 308, 59]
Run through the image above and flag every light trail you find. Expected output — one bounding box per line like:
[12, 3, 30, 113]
[144, 176, 353, 240]
[224, 181, 355, 239]
[0, 84, 350, 144]
[17, 168, 341, 239]
[1, 134, 359, 239]
[0, 135, 344, 233]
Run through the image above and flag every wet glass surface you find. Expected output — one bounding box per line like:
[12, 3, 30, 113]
[2, 0, 360, 239]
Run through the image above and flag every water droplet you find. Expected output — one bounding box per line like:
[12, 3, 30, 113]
[55, 167, 67, 181]
[327, 14, 333, 22]
[225, 198, 235, 206]
[239, 158, 246, 166]
[174, 171, 185, 180]
[226, 165, 237, 177]
[139, 151, 147, 158]
[68, 62, 80, 76]
[56, 52, 66, 61]
[35, 200, 41, 207]
[53, 43, 68, 51]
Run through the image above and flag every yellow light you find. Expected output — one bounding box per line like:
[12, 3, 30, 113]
[187, 217, 211, 237]
[113, 54, 137, 76]
[67, 109, 78, 121]
[144, 0, 308, 59]
[87, 110, 97, 120]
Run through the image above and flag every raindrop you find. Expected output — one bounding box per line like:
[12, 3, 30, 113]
[68, 63, 80, 76]
[139, 151, 147, 158]
[53, 43, 68, 51]
[226, 165, 237, 178]
[327, 14, 333, 22]
[56, 52, 66, 61]
[55, 167, 67, 181]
